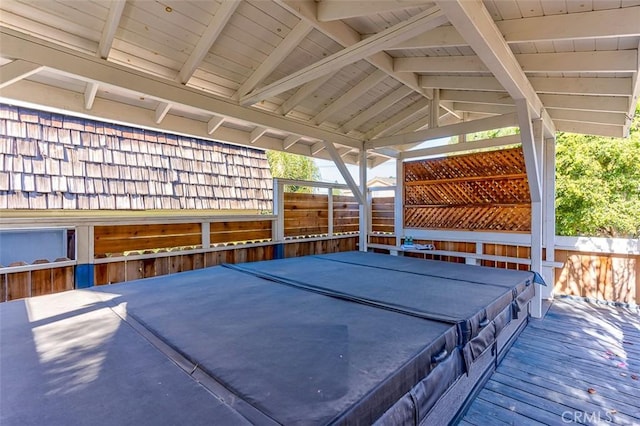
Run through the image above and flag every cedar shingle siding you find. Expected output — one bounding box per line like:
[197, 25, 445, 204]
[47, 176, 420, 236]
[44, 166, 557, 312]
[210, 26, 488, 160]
[0, 104, 273, 210]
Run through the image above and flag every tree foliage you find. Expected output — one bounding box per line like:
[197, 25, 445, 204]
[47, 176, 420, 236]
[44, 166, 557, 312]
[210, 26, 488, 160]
[266, 150, 321, 193]
[555, 107, 640, 238]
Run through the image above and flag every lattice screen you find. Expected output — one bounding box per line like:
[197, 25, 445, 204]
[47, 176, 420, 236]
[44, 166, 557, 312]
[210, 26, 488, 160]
[404, 147, 531, 231]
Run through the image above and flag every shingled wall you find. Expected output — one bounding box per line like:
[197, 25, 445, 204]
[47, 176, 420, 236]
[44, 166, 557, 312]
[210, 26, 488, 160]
[0, 104, 273, 210]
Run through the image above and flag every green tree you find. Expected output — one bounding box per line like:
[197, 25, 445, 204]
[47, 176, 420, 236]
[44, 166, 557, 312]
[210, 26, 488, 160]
[266, 150, 321, 193]
[555, 107, 640, 238]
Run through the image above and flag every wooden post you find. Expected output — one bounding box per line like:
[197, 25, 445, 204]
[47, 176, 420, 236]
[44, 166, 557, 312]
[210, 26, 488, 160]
[327, 188, 334, 238]
[530, 119, 544, 318]
[359, 148, 368, 252]
[542, 136, 556, 299]
[201, 221, 210, 249]
[75, 225, 94, 288]
[393, 158, 404, 254]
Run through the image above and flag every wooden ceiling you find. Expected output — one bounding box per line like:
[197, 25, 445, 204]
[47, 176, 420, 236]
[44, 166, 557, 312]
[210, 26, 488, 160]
[0, 0, 638, 167]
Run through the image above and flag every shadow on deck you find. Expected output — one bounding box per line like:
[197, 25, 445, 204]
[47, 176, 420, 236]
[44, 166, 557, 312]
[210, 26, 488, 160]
[460, 298, 640, 425]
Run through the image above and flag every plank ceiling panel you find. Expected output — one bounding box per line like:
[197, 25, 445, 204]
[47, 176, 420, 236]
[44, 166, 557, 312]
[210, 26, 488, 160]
[0, 0, 637, 162]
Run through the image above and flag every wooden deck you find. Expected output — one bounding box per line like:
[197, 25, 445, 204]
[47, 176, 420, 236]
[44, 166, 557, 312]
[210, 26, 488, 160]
[460, 298, 640, 425]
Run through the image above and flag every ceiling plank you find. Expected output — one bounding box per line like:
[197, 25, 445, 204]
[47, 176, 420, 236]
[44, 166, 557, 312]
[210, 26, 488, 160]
[434, 0, 553, 134]
[392, 6, 640, 50]
[98, 0, 126, 59]
[278, 0, 432, 99]
[313, 70, 387, 124]
[0, 28, 362, 149]
[400, 134, 521, 159]
[236, 21, 313, 99]
[154, 102, 171, 124]
[0, 60, 43, 89]
[366, 99, 430, 139]
[396, 51, 638, 73]
[178, 0, 241, 84]
[278, 72, 337, 115]
[317, 0, 432, 21]
[339, 86, 413, 133]
[240, 6, 446, 105]
[207, 116, 225, 134]
[366, 112, 518, 148]
[84, 82, 99, 110]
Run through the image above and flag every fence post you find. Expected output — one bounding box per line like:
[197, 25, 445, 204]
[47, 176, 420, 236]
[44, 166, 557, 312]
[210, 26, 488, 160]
[273, 179, 285, 258]
[75, 225, 94, 288]
[327, 188, 333, 238]
[201, 221, 210, 249]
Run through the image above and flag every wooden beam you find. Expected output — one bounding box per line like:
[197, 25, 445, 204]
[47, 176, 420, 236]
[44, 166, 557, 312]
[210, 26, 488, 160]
[366, 112, 518, 148]
[554, 120, 625, 138]
[339, 86, 412, 133]
[371, 148, 400, 159]
[0, 60, 43, 89]
[429, 89, 439, 129]
[516, 99, 541, 203]
[421, 75, 504, 92]
[249, 126, 268, 144]
[278, 0, 433, 99]
[317, 0, 431, 21]
[392, 6, 640, 49]
[154, 101, 171, 124]
[178, 0, 240, 84]
[236, 21, 313, 99]
[539, 94, 629, 113]
[283, 135, 301, 150]
[0, 28, 363, 149]
[627, 41, 640, 137]
[396, 50, 638, 73]
[313, 70, 387, 124]
[422, 75, 632, 97]
[311, 142, 325, 155]
[98, 0, 126, 59]
[84, 82, 99, 110]
[324, 141, 365, 205]
[240, 6, 446, 105]
[451, 102, 514, 116]
[400, 134, 520, 159]
[434, 0, 551, 131]
[441, 90, 514, 106]
[547, 109, 628, 126]
[278, 72, 337, 115]
[207, 116, 225, 135]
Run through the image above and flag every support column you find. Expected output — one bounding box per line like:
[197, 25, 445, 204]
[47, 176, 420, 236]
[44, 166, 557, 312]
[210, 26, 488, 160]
[394, 158, 404, 251]
[542, 136, 556, 299]
[359, 148, 368, 252]
[529, 119, 544, 318]
[75, 225, 94, 288]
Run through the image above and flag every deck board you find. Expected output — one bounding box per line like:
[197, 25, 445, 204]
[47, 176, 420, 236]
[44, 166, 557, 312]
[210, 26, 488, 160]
[461, 298, 640, 425]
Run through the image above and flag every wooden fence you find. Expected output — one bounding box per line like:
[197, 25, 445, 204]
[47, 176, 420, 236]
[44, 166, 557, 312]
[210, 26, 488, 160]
[0, 185, 360, 301]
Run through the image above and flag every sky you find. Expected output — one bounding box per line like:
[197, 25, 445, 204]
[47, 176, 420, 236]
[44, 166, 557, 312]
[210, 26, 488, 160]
[315, 137, 451, 185]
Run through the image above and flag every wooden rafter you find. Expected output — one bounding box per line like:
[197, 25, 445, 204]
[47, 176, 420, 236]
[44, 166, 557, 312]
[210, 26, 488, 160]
[98, 0, 126, 59]
[236, 21, 313, 99]
[178, 0, 240, 84]
[0, 60, 43, 89]
[241, 5, 446, 105]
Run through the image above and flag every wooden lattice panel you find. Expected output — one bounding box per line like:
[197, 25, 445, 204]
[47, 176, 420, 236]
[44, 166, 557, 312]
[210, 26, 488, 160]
[404, 148, 531, 232]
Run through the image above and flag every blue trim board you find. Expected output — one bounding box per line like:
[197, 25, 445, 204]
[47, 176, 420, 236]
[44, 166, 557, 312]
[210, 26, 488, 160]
[75, 264, 94, 289]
